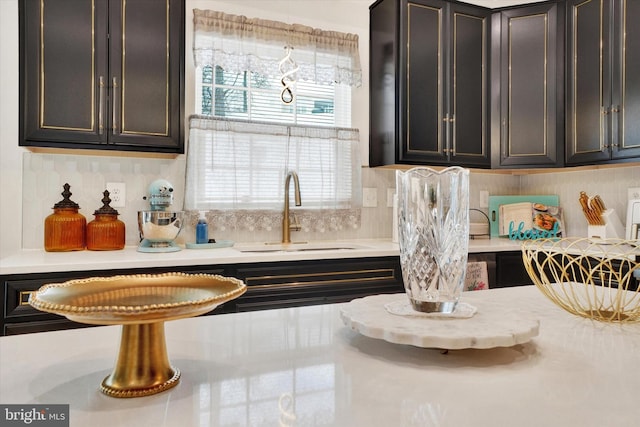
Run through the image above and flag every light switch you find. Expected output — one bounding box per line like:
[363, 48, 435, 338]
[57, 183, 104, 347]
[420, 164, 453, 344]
[363, 187, 378, 208]
[386, 188, 395, 207]
[480, 190, 489, 208]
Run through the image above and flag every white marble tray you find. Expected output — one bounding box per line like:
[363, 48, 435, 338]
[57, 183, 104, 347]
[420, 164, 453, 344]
[340, 293, 539, 350]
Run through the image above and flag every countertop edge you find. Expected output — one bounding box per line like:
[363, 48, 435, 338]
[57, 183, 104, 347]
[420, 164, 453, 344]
[0, 238, 523, 275]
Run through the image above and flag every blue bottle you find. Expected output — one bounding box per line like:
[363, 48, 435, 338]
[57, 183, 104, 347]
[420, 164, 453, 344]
[196, 211, 208, 244]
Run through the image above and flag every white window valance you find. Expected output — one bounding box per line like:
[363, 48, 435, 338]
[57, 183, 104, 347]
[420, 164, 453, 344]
[192, 9, 362, 87]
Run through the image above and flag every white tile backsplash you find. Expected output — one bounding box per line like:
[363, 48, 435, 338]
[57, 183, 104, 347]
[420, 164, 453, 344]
[20, 152, 640, 249]
[520, 166, 640, 237]
[22, 152, 186, 249]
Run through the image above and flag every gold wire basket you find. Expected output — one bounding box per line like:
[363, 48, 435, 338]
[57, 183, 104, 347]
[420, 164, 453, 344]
[521, 238, 640, 322]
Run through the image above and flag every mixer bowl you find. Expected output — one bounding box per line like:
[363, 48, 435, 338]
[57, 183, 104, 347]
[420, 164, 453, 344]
[138, 211, 184, 245]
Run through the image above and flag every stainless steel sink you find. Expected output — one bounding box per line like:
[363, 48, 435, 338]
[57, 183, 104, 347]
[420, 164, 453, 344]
[234, 242, 370, 253]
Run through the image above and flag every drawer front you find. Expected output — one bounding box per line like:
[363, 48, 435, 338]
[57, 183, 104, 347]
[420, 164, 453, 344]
[238, 257, 400, 288]
[243, 266, 399, 288]
[234, 257, 404, 311]
[3, 274, 90, 320]
[4, 319, 94, 336]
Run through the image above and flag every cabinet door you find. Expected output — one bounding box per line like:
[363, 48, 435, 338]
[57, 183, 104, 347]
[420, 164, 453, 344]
[448, 3, 490, 168]
[565, 0, 613, 164]
[495, 251, 533, 287]
[369, 0, 489, 168]
[567, 0, 640, 164]
[108, 0, 183, 151]
[20, 0, 109, 147]
[497, 3, 563, 168]
[611, 0, 640, 159]
[19, 0, 184, 154]
[369, 0, 399, 166]
[401, 0, 448, 164]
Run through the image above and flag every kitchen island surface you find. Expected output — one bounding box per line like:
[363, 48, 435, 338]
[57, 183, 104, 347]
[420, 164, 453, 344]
[1, 285, 638, 426]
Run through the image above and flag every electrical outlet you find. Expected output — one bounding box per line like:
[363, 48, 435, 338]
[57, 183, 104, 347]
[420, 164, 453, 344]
[387, 188, 395, 207]
[106, 182, 126, 208]
[480, 190, 489, 208]
[629, 187, 640, 200]
[363, 187, 378, 208]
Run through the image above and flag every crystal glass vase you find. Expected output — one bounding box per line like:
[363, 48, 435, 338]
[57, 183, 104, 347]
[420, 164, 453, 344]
[396, 166, 470, 313]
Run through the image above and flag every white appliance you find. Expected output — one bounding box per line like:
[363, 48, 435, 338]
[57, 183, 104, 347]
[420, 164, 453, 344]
[627, 198, 640, 241]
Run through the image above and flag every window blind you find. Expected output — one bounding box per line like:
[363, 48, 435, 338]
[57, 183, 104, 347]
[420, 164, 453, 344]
[185, 116, 362, 212]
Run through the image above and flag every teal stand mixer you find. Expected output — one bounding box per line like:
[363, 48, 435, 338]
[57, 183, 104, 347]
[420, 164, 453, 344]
[137, 179, 184, 253]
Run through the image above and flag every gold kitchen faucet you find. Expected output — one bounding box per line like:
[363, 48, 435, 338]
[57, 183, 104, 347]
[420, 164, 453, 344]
[282, 171, 302, 243]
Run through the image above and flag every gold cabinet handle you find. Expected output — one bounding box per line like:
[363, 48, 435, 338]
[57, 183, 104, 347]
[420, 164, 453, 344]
[611, 105, 620, 150]
[112, 77, 118, 134]
[443, 114, 451, 156]
[450, 114, 456, 156]
[19, 291, 35, 306]
[502, 118, 507, 157]
[98, 76, 104, 135]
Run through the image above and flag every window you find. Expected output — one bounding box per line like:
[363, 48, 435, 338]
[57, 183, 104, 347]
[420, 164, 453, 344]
[186, 116, 360, 211]
[186, 9, 363, 232]
[196, 66, 352, 128]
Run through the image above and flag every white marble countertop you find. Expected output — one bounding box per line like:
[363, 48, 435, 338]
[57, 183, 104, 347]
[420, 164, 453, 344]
[1, 285, 639, 426]
[0, 238, 522, 275]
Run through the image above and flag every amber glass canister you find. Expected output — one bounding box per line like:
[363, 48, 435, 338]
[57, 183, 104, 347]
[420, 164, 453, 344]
[44, 183, 86, 251]
[86, 190, 126, 250]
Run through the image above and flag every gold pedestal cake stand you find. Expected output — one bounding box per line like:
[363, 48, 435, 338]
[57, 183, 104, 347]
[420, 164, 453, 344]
[29, 272, 246, 398]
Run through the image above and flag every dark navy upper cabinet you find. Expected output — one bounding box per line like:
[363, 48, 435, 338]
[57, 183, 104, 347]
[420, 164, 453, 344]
[565, 0, 640, 165]
[492, 1, 564, 168]
[369, 0, 491, 168]
[19, 0, 185, 154]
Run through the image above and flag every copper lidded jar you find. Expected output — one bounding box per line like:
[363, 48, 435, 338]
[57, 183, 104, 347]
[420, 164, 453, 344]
[44, 183, 86, 251]
[86, 190, 126, 251]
